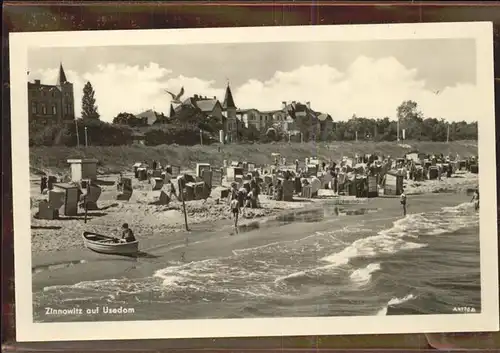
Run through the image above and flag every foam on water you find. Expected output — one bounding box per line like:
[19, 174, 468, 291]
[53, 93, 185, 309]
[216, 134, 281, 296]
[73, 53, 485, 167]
[376, 294, 417, 316]
[321, 202, 478, 270]
[320, 219, 428, 268]
[350, 263, 381, 286]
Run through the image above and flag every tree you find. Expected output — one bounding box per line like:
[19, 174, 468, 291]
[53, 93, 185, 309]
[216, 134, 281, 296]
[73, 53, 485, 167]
[396, 100, 424, 140]
[81, 81, 100, 120]
[112, 112, 145, 127]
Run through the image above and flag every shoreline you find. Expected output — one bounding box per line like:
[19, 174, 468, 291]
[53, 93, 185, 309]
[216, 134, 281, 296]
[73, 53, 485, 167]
[30, 170, 478, 252]
[32, 191, 473, 291]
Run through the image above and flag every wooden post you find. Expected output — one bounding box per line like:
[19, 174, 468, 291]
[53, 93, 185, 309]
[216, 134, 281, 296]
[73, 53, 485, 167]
[446, 124, 450, 143]
[84, 195, 88, 224]
[84, 126, 88, 147]
[200, 129, 203, 145]
[178, 179, 189, 231]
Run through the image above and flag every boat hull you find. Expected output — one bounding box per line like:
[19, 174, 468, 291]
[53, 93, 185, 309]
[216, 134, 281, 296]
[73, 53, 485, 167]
[82, 231, 139, 255]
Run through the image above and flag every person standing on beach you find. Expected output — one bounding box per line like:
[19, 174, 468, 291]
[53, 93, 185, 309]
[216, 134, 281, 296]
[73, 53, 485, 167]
[400, 191, 407, 216]
[40, 176, 48, 194]
[230, 196, 240, 230]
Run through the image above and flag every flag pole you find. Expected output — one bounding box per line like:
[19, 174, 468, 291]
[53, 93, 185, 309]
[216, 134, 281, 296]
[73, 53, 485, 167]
[75, 119, 80, 147]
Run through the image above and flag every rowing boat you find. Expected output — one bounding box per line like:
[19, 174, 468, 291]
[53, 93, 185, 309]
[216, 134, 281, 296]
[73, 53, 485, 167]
[82, 231, 139, 255]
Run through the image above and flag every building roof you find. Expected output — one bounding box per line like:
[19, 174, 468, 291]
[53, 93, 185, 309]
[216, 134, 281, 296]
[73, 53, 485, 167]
[260, 110, 283, 115]
[317, 113, 332, 121]
[237, 108, 260, 114]
[28, 82, 60, 90]
[222, 84, 236, 109]
[175, 96, 221, 114]
[195, 99, 220, 113]
[57, 63, 68, 86]
[131, 131, 146, 138]
[136, 109, 159, 125]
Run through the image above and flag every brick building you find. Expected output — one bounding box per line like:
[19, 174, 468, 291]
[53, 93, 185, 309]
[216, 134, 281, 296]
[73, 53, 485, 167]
[28, 63, 75, 125]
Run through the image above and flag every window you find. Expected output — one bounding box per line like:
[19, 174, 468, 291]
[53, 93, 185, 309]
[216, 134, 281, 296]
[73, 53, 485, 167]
[64, 105, 68, 114]
[41, 104, 47, 115]
[52, 105, 57, 114]
[31, 101, 37, 114]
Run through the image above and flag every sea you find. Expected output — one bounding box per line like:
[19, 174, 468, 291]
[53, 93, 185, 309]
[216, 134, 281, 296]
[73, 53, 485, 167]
[33, 201, 481, 322]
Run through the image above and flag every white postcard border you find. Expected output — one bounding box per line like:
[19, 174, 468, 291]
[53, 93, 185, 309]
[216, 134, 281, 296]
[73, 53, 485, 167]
[10, 22, 499, 342]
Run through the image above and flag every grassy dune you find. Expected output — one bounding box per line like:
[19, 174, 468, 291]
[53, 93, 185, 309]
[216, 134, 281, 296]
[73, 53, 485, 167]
[30, 141, 478, 176]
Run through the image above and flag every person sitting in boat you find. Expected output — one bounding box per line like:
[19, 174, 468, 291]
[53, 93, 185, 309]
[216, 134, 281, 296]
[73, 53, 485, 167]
[119, 223, 136, 243]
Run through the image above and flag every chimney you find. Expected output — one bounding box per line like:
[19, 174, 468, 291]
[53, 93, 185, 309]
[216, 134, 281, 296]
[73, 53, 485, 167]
[34, 79, 41, 85]
[292, 101, 296, 105]
[214, 96, 216, 99]
[194, 94, 198, 99]
[306, 101, 311, 109]
[282, 101, 287, 109]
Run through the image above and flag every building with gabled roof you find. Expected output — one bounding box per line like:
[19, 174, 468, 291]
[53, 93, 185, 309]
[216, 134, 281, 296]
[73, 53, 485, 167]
[236, 100, 334, 141]
[174, 94, 224, 121]
[136, 109, 167, 125]
[171, 83, 240, 143]
[28, 62, 75, 125]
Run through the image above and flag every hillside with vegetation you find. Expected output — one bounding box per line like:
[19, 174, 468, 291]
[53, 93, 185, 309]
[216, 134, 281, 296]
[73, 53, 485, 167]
[30, 140, 478, 177]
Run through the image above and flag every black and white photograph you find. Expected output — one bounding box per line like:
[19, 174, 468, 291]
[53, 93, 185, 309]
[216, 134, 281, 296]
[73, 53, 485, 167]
[10, 23, 498, 342]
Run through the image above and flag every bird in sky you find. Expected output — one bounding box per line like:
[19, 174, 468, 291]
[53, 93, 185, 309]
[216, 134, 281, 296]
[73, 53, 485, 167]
[433, 90, 441, 95]
[164, 86, 185, 104]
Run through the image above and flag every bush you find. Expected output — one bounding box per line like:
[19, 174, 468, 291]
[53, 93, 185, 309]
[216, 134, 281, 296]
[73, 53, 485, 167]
[76, 118, 133, 146]
[144, 125, 216, 146]
[29, 119, 134, 147]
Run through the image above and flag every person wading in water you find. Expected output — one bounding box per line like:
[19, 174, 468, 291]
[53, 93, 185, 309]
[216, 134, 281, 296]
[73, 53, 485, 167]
[400, 190, 407, 216]
[471, 188, 479, 211]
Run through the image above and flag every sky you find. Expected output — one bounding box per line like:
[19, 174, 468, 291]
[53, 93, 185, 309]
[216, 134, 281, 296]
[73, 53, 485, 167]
[27, 39, 479, 123]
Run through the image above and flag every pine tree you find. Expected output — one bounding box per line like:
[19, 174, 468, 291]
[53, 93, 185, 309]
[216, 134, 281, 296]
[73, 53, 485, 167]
[81, 81, 100, 119]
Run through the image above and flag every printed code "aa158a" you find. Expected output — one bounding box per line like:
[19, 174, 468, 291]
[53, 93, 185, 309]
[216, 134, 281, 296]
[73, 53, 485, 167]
[453, 307, 477, 313]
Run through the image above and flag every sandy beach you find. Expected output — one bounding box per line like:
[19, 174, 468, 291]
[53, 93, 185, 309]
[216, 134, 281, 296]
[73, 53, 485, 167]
[30, 169, 478, 253]
[31, 169, 477, 293]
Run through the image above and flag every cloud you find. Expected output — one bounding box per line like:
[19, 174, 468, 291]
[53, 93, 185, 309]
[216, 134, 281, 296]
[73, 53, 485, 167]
[29, 57, 482, 123]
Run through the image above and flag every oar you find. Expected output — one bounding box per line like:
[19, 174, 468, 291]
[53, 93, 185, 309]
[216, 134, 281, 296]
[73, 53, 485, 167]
[86, 231, 119, 242]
